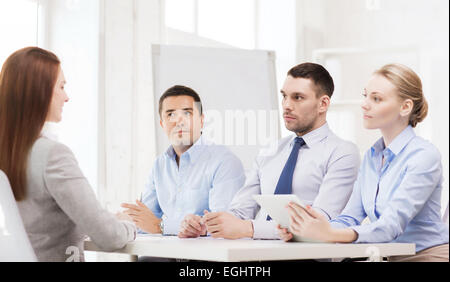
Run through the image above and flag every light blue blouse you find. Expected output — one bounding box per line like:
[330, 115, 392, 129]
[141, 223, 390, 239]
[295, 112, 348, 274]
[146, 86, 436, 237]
[331, 126, 449, 252]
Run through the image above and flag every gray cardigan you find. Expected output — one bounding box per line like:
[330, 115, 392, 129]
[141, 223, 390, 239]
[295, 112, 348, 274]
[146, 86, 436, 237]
[17, 137, 136, 262]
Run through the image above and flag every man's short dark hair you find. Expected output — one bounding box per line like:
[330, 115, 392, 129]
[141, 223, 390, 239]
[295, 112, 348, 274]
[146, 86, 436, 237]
[287, 63, 334, 98]
[158, 85, 203, 116]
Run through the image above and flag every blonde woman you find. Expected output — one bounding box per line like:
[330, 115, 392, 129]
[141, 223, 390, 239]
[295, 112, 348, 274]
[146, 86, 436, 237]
[278, 64, 449, 262]
[0, 47, 136, 261]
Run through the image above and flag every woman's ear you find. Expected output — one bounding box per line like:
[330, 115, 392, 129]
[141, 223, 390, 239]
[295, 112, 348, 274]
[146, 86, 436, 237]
[400, 99, 414, 118]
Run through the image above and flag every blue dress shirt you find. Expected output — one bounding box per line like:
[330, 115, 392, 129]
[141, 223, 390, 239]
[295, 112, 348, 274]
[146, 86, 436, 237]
[331, 126, 449, 252]
[141, 135, 246, 235]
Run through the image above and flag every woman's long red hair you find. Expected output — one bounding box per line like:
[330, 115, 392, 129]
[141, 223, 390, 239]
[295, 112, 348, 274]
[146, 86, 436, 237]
[0, 47, 60, 201]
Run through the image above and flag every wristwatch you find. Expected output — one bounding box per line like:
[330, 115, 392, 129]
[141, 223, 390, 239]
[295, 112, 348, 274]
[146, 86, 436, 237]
[159, 219, 164, 234]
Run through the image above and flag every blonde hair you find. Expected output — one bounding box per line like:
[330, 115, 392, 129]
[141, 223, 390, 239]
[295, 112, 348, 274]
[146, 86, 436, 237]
[374, 63, 428, 128]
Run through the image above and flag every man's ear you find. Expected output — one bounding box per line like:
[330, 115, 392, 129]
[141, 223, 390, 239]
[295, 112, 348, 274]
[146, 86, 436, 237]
[160, 119, 163, 128]
[318, 95, 330, 113]
[400, 99, 413, 118]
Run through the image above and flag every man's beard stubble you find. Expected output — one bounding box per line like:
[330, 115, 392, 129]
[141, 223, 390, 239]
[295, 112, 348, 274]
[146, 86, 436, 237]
[286, 118, 315, 137]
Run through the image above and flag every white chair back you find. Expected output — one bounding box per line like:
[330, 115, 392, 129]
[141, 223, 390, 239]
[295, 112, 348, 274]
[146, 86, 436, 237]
[0, 170, 37, 262]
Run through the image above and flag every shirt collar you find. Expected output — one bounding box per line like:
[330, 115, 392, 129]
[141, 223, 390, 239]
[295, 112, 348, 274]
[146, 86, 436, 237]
[164, 135, 209, 164]
[40, 122, 59, 141]
[371, 125, 416, 157]
[289, 122, 330, 148]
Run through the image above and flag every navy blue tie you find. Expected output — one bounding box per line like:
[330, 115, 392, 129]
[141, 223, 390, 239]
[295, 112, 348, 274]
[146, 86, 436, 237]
[267, 137, 305, 221]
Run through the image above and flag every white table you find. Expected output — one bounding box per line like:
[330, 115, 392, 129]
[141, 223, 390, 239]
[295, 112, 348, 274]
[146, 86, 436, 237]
[84, 234, 415, 262]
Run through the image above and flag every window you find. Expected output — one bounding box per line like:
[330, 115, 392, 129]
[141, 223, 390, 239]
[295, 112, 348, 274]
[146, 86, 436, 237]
[0, 0, 44, 67]
[164, 0, 256, 49]
[164, 0, 196, 33]
[197, 0, 255, 49]
[0, 0, 99, 196]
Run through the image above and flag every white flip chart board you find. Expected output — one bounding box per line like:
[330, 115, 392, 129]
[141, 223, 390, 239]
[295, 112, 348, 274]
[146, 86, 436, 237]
[151, 44, 280, 170]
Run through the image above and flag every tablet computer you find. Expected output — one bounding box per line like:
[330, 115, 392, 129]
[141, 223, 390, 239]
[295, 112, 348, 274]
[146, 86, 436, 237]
[253, 194, 322, 243]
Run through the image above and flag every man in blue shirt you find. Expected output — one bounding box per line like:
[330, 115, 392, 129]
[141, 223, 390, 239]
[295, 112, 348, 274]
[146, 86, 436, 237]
[121, 85, 245, 237]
